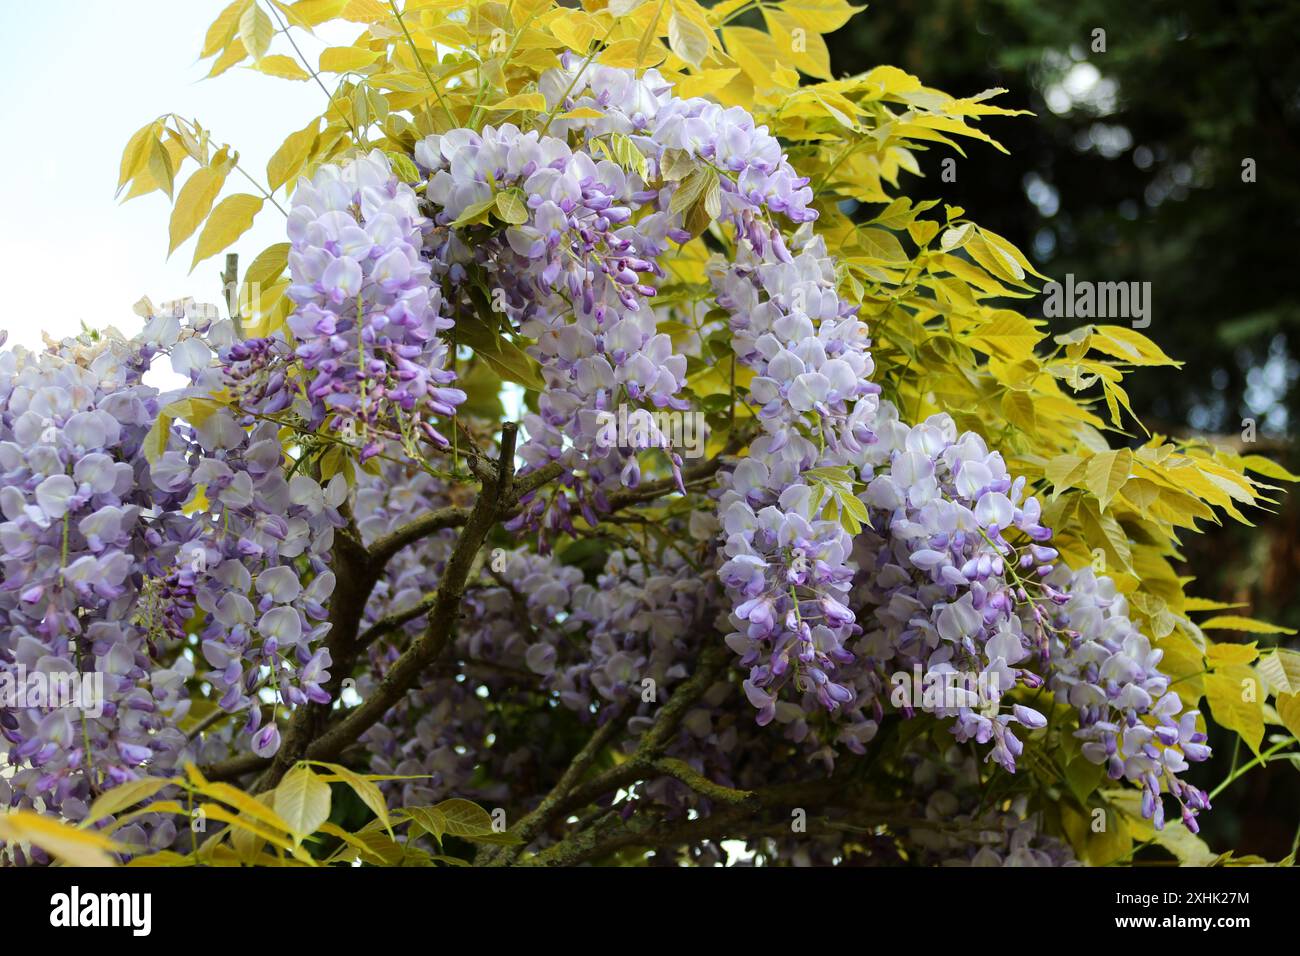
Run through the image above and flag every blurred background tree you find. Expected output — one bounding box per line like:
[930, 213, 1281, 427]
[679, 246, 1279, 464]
[823, 0, 1300, 857]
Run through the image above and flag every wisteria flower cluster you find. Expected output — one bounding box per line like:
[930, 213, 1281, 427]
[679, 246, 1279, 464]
[847, 406, 1056, 772]
[416, 115, 691, 537]
[1047, 569, 1212, 831]
[0, 313, 347, 838]
[228, 150, 466, 460]
[712, 230, 880, 728]
[416, 59, 825, 540]
[3, 47, 1236, 869]
[0, 329, 193, 823]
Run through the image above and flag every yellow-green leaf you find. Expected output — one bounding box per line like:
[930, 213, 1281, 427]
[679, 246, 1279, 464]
[83, 778, 176, 826]
[478, 338, 546, 391]
[310, 762, 391, 833]
[1206, 642, 1259, 668]
[940, 222, 974, 250]
[1276, 692, 1300, 741]
[227, 790, 277, 863]
[1155, 630, 1206, 706]
[483, 92, 548, 112]
[1090, 326, 1179, 367]
[668, 10, 712, 68]
[669, 165, 716, 218]
[243, 242, 291, 290]
[721, 26, 779, 84]
[281, 0, 347, 28]
[319, 45, 381, 72]
[1084, 448, 1132, 511]
[780, 0, 862, 32]
[200, 781, 295, 834]
[495, 190, 529, 225]
[606, 133, 649, 181]
[1184, 597, 1248, 612]
[384, 150, 421, 183]
[273, 765, 332, 839]
[239, 2, 274, 61]
[1000, 390, 1036, 432]
[147, 135, 176, 199]
[1204, 668, 1265, 756]
[1240, 455, 1300, 483]
[168, 165, 229, 256]
[1120, 476, 1161, 511]
[761, 7, 830, 79]
[268, 118, 320, 191]
[118, 122, 158, 195]
[202, 0, 248, 58]
[0, 811, 121, 867]
[967, 310, 1045, 360]
[256, 54, 310, 80]
[1080, 805, 1132, 866]
[403, 805, 448, 841]
[1200, 615, 1297, 636]
[197, 803, 309, 859]
[609, 0, 648, 15]
[431, 798, 494, 837]
[190, 194, 264, 272]
[965, 234, 1026, 285]
[855, 227, 909, 264]
[208, 37, 249, 78]
[351, 829, 405, 864]
[143, 414, 172, 465]
[126, 850, 194, 867]
[451, 196, 498, 229]
[1045, 453, 1087, 494]
[1077, 498, 1132, 573]
[1257, 648, 1300, 696]
[976, 226, 1047, 279]
[319, 822, 393, 864]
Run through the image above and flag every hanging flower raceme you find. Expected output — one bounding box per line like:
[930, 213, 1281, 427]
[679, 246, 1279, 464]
[228, 150, 466, 460]
[413, 121, 689, 542]
[407, 59, 823, 542]
[0, 331, 193, 823]
[1046, 568, 1212, 831]
[0, 308, 353, 852]
[161, 410, 345, 759]
[711, 228, 883, 728]
[846, 406, 1056, 771]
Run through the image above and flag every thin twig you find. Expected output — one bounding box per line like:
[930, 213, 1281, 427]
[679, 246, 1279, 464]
[387, 0, 457, 126]
[265, 1, 359, 139]
[481, 705, 630, 865]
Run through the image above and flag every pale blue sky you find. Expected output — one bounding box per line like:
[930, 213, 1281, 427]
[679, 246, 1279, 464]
[0, 2, 357, 350]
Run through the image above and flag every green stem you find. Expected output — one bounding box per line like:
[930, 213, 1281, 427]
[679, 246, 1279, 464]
[467, 6, 543, 130]
[1208, 736, 1296, 801]
[537, 16, 619, 137]
[387, 0, 457, 127]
